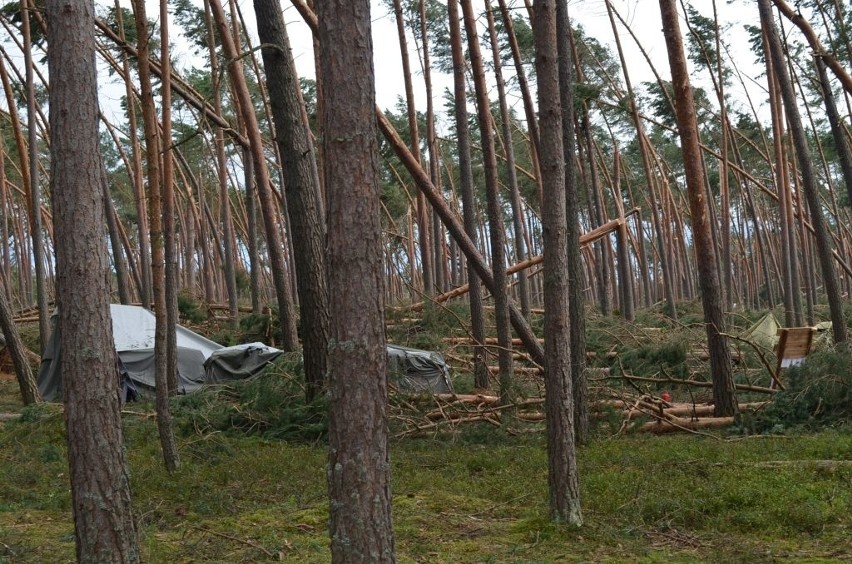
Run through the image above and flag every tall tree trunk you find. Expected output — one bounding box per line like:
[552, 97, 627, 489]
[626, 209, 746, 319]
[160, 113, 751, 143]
[204, 0, 239, 323]
[115, 0, 151, 310]
[536, 0, 582, 526]
[759, 0, 848, 344]
[46, 0, 140, 557]
[816, 56, 852, 210]
[448, 0, 488, 389]
[160, 0, 179, 395]
[660, 0, 737, 417]
[486, 0, 531, 318]
[209, 0, 299, 349]
[556, 0, 589, 444]
[254, 0, 329, 401]
[131, 0, 180, 471]
[316, 0, 396, 560]
[21, 0, 49, 346]
[461, 0, 514, 404]
[391, 0, 431, 296]
[100, 158, 132, 304]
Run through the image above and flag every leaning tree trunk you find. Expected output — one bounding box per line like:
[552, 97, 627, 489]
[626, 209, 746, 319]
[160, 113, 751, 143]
[537, 0, 582, 526]
[486, 0, 532, 318]
[0, 271, 39, 404]
[209, 0, 299, 350]
[660, 0, 737, 417]
[556, 0, 589, 444]
[131, 0, 180, 472]
[816, 56, 852, 212]
[21, 0, 49, 347]
[461, 0, 514, 405]
[46, 0, 140, 557]
[448, 0, 489, 389]
[254, 0, 329, 402]
[316, 0, 396, 560]
[759, 0, 848, 344]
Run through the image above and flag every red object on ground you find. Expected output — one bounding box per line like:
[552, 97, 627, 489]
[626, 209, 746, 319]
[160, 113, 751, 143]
[661, 391, 672, 403]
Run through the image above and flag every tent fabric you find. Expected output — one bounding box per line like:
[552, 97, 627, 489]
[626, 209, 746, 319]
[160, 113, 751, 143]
[204, 343, 284, 384]
[741, 313, 781, 351]
[38, 305, 224, 401]
[38, 304, 455, 400]
[387, 344, 453, 394]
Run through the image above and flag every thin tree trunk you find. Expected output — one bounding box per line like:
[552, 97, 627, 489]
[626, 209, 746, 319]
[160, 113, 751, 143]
[660, 0, 737, 417]
[760, 0, 848, 344]
[816, 56, 852, 210]
[448, 0, 489, 390]
[131, 0, 180, 472]
[317, 0, 396, 559]
[486, 0, 532, 318]
[461, 0, 513, 404]
[209, 0, 299, 349]
[537, 0, 582, 526]
[21, 0, 49, 346]
[0, 271, 39, 404]
[254, 0, 329, 401]
[556, 1, 589, 444]
[100, 158, 131, 304]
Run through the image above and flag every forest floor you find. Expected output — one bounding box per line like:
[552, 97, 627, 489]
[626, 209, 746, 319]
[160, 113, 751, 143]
[1, 367, 850, 563]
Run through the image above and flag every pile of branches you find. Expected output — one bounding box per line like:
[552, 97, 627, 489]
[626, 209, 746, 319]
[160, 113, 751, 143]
[390, 391, 769, 439]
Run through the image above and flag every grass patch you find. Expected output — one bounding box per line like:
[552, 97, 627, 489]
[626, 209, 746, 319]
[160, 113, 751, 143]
[1, 407, 849, 562]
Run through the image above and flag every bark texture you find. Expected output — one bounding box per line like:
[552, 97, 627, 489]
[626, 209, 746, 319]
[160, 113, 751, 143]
[47, 0, 140, 558]
[536, 0, 582, 526]
[660, 0, 738, 416]
[317, 0, 396, 561]
[254, 0, 329, 401]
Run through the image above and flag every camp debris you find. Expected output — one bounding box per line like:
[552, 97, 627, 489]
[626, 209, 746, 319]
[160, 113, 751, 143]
[37, 304, 453, 401]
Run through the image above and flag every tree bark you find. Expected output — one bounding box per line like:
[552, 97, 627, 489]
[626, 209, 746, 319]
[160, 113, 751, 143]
[0, 271, 39, 404]
[208, 0, 299, 349]
[46, 0, 140, 558]
[815, 56, 852, 211]
[759, 0, 848, 344]
[131, 0, 180, 471]
[448, 0, 489, 389]
[660, 0, 737, 416]
[254, 0, 329, 401]
[461, 0, 514, 404]
[556, 0, 589, 444]
[317, 0, 396, 561]
[536, 0, 582, 526]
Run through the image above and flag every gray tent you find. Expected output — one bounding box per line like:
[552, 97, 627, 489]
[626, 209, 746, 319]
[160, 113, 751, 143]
[38, 304, 454, 399]
[38, 304, 223, 400]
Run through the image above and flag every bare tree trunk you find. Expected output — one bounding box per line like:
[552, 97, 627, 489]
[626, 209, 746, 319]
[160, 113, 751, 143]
[131, 0, 180, 471]
[209, 0, 299, 349]
[461, 0, 513, 404]
[317, 0, 396, 560]
[556, 0, 589, 444]
[204, 0, 240, 324]
[21, 0, 49, 346]
[660, 0, 737, 417]
[537, 0, 582, 526]
[254, 0, 329, 401]
[448, 0, 489, 390]
[0, 271, 39, 404]
[100, 158, 132, 304]
[115, 0, 151, 310]
[759, 0, 848, 344]
[46, 0, 139, 556]
[486, 0, 531, 318]
[816, 56, 852, 210]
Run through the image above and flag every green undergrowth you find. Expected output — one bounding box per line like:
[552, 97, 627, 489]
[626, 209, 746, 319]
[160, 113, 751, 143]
[1, 403, 850, 562]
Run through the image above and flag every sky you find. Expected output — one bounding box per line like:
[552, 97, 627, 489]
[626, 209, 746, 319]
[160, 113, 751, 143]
[95, 0, 769, 131]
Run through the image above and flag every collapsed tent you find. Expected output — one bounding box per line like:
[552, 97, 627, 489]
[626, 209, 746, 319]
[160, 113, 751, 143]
[38, 304, 454, 399]
[38, 304, 223, 400]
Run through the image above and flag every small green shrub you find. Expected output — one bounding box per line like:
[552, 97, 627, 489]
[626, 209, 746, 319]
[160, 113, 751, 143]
[740, 348, 851, 433]
[177, 291, 207, 324]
